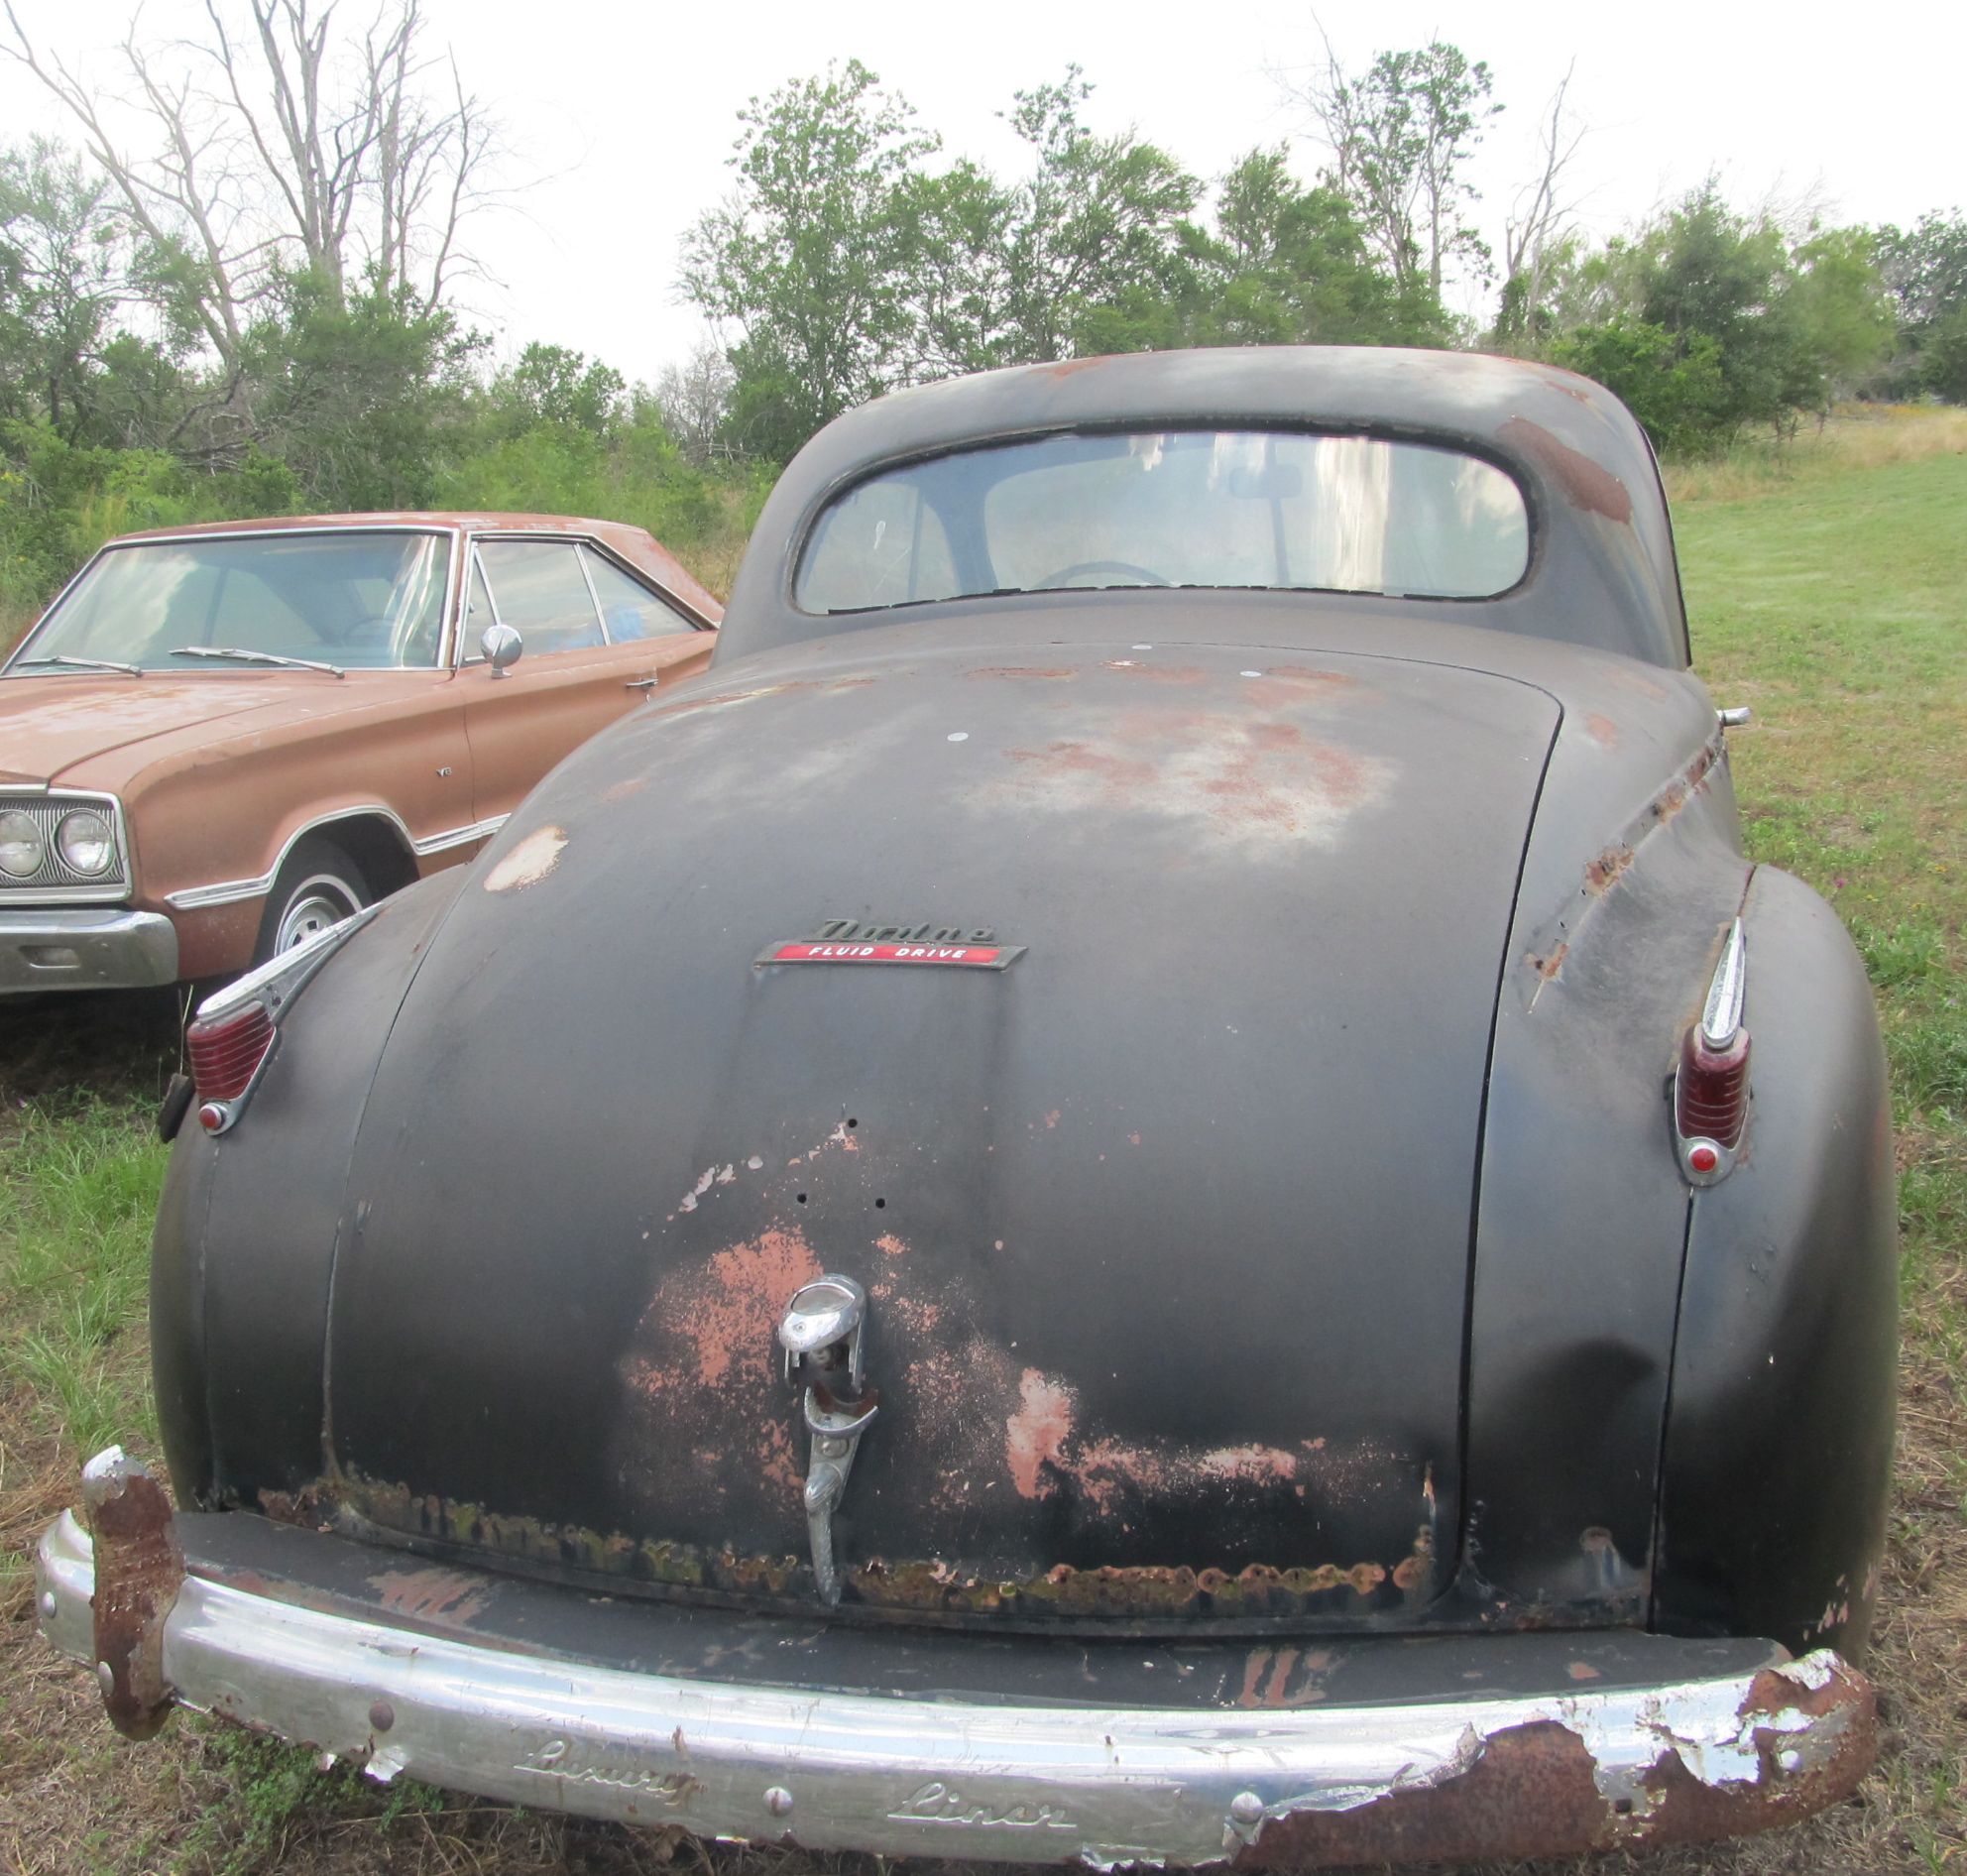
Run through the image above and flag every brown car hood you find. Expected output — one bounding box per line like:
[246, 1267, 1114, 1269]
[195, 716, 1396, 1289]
[0, 670, 449, 790]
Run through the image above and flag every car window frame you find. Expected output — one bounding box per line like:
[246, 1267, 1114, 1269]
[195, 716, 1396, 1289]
[2, 523, 458, 677]
[455, 532, 703, 667]
[789, 425, 1539, 620]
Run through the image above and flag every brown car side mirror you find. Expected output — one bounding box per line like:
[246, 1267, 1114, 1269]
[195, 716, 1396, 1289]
[481, 624, 523, 677]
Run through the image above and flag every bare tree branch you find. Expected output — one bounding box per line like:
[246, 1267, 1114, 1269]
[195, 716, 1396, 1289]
[3, 0, 497, 361]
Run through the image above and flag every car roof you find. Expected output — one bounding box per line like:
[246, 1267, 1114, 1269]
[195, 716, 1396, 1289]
[107, 511, 722, 628]
[719, 346, 1685, 668]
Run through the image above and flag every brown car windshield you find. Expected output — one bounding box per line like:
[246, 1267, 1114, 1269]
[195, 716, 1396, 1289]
[796, 430, 1530, 614]
[12, 531, 452, 672]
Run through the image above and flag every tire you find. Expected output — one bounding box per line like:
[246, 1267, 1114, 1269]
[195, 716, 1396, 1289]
[253, 836, 373, 966]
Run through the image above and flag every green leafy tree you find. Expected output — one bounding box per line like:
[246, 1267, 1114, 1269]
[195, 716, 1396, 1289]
[0, 139, 134, 440]
[242, 272, 477, 509]
[995, 69, 1200, 362]
[1198, 146, 1444, 346]
[1547, 319, 1728, 453]
[1874, 209, 1967, 400]
[1296, 39, 1500, 296]
[680, 60, 937, 459]
[490, 342, 625, 435]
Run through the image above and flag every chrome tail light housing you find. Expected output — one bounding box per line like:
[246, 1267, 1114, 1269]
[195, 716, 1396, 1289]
[186, 905, 380, 1133]
[1674, 918, 1750, 1185]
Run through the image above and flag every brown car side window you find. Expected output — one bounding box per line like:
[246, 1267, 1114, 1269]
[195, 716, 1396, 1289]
[582, 547, 683, 643]
[459, 552, 498, 663]
[476, 539, 604, 653]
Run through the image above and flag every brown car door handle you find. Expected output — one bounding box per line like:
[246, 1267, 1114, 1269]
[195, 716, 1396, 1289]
[625, 676, 660, 692]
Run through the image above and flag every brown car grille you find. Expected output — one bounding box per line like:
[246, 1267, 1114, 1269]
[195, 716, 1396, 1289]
[0, 793, 130, 894]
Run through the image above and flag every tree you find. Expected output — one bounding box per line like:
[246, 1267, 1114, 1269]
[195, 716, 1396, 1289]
[1292, 34, 1500, 296]
[1174, 146, 1443, 349]
[680, 60, 936, 460]
[1494, 63, 1585, 346]
[654, 338, 737, 466]
[3, 0, 495, 374]
[0, 139, 131, 438]
[994, 69, 1199, 363]
[1874, 209, 1967, 400]
[242, 272, 475, 509]
[1543, 186, 1893, 446]
[491, 342, 624, 435]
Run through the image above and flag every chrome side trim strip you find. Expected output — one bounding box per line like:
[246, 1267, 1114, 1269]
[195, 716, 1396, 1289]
[169, 807, 506, 909]
[166, 805, 419, 910]
[37, 1509, 1871, 1867]
[411, 814, 507, 857]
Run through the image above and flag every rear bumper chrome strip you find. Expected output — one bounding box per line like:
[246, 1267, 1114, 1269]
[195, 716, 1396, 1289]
[38, 1502, 1873, 1867]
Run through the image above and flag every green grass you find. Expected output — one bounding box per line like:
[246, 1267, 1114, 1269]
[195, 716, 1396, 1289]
[1, 430, 1963, 1873]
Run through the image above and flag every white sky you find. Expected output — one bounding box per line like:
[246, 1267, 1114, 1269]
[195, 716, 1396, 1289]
[5, 0, 1962, 387]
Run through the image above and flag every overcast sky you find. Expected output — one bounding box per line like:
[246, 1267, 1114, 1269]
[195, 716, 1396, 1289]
[4, 0, 1961, 386]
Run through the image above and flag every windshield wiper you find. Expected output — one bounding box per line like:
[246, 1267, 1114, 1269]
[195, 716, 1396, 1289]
[15, 654, 145, 675]
[170, 645, 346, 678]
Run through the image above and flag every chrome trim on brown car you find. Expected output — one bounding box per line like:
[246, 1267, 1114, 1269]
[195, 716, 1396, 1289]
[165, 808, 509, 910]
[0, 788, 133, 903]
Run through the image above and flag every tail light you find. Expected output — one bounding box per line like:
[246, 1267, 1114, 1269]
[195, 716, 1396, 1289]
[1674, 918, 1750, 1185]
[185, 905, 380, 1134]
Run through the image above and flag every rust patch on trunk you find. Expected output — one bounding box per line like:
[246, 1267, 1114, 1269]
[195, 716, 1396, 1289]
[1100, 660, 1210, 684]
[1500, 416, 1634, 525]
[1005, 1368, 1075, 1497]
[1583, 712, 1620, 748]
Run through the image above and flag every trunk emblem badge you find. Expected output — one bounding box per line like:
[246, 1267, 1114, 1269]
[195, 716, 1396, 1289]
[778, 1275, 880, 1603]
[758, 920, 1024, 971]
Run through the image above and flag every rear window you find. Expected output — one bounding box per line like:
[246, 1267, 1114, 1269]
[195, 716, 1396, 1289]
[796, 430, 1529, 613]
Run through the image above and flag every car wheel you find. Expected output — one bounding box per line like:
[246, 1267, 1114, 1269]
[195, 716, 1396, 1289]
[255, 836, 373, 965]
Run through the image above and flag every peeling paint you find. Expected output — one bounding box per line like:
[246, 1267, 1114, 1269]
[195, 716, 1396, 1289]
[483, 826, 566, 893]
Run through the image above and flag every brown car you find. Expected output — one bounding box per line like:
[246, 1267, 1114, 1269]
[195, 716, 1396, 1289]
[0, 512, 719, 993]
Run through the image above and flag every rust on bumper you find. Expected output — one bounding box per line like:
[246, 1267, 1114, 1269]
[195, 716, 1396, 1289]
[1236, 1659, 1875, 1866]
[79, 1447, 183, 1739]
[40, 1468, 1876, 1869]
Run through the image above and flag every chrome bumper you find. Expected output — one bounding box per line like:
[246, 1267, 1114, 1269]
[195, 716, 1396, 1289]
[0, 905, 177, 992]
[37, 1493, 1875, 1868]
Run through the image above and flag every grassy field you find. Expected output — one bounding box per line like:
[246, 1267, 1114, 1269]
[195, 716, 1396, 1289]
[2, 420, 1963, 1873]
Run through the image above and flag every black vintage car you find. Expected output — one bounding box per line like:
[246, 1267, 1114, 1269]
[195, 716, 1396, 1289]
[40, 349, 1897, 1868]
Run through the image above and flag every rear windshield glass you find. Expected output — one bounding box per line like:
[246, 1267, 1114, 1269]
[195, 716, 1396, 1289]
[796, 430, 1529, 614]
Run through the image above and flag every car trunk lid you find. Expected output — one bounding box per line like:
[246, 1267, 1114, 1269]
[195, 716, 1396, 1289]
[321, 630, 1560, 1627]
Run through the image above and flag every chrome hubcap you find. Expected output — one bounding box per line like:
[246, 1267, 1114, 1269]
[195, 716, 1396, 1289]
[276, 879, 357, 953]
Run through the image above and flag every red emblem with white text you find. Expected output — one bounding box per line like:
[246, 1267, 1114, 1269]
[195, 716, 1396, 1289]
[758, 920, 1023, 971]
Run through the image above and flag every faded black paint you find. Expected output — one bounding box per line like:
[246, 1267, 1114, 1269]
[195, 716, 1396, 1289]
[150, 351, 1894, 1666]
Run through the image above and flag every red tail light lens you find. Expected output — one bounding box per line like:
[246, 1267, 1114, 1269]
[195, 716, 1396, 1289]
[187, 1000, 276, 1104]
[1677, 1025, 1750, 1147]
[181, 902, 381, 1136]
[1674, 918, 1750, 1186]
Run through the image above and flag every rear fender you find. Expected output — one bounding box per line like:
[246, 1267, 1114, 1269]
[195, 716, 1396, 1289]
[154, 866, 469, 1511]
[1653, 865, 1897, 1658]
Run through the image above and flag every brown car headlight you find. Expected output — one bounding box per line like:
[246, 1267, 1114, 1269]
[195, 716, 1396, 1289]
[56, 807, 116, 877]
[0, 808, 44, 878]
